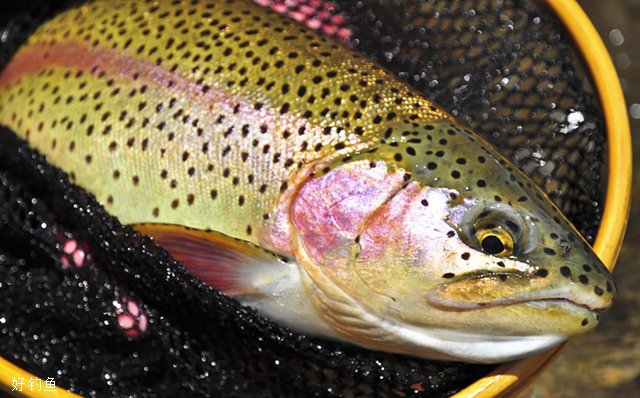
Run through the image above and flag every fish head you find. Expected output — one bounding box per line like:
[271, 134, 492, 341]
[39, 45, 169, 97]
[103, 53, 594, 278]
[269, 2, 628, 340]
[291, 120, 615, 362]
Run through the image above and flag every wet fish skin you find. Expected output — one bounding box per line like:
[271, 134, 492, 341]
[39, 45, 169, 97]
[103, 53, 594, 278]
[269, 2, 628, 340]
[0, 0, 615, 363]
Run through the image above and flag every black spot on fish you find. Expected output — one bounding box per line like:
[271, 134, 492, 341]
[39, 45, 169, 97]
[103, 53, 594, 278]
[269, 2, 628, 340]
[535, 268, 548, 277]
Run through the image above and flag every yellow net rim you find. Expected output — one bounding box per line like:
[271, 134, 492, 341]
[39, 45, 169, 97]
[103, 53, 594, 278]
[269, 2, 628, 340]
[0, 0, 632, 397]
[454, 0, 632, 397]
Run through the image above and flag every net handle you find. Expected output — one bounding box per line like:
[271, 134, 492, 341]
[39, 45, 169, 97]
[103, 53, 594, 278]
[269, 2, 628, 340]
[455, 0, 632, 397]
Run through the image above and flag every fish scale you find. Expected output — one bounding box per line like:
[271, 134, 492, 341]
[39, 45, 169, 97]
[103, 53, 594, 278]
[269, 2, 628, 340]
[0, 0, 448, 244]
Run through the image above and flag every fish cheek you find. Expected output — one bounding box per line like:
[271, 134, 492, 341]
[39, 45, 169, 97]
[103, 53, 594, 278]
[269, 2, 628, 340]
[289, 160, 409, 292]
[353, 182, 461, 305]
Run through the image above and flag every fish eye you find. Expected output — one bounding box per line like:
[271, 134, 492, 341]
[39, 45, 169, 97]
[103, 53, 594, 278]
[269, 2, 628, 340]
[475, 228, 514, 257]
[457, 204, 533, 256]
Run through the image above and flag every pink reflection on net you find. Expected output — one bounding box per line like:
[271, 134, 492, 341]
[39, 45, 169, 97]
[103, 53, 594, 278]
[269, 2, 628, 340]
[115, 292, 149, 338]
[254, 0, 352, 42]
[58, 234, 149, 338]
[60, 238, 89, 269]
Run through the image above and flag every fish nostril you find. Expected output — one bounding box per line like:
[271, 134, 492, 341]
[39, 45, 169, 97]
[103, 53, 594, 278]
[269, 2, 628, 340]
[559, 240, 571, 254]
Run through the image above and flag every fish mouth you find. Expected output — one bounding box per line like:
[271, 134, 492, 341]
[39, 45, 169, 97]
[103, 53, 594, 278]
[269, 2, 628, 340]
[426, 271, 609, 313]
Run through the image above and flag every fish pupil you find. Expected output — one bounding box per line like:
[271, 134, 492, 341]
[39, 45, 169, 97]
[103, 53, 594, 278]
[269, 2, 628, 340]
[481, 235, 504, 255]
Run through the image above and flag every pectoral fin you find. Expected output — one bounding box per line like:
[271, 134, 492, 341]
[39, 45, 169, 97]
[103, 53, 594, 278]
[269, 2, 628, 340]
[133, 223, 290, 296]
[134, 223, 338, 338]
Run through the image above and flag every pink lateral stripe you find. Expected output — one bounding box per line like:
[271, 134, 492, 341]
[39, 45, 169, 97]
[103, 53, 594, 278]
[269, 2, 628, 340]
[0, 41, 320, 145]
[2, 41, 241, 109]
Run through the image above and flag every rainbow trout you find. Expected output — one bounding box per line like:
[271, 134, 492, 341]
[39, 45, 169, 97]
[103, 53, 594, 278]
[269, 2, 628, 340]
[0, 0, 615, 363]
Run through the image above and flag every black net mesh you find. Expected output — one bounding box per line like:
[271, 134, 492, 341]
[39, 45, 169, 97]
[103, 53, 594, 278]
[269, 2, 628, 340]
[0, 0, 606, 397]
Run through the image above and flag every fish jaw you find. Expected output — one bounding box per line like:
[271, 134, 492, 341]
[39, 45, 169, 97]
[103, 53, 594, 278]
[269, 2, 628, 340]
[426, 272, 604, 336]
[426, 270, 612, 314]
